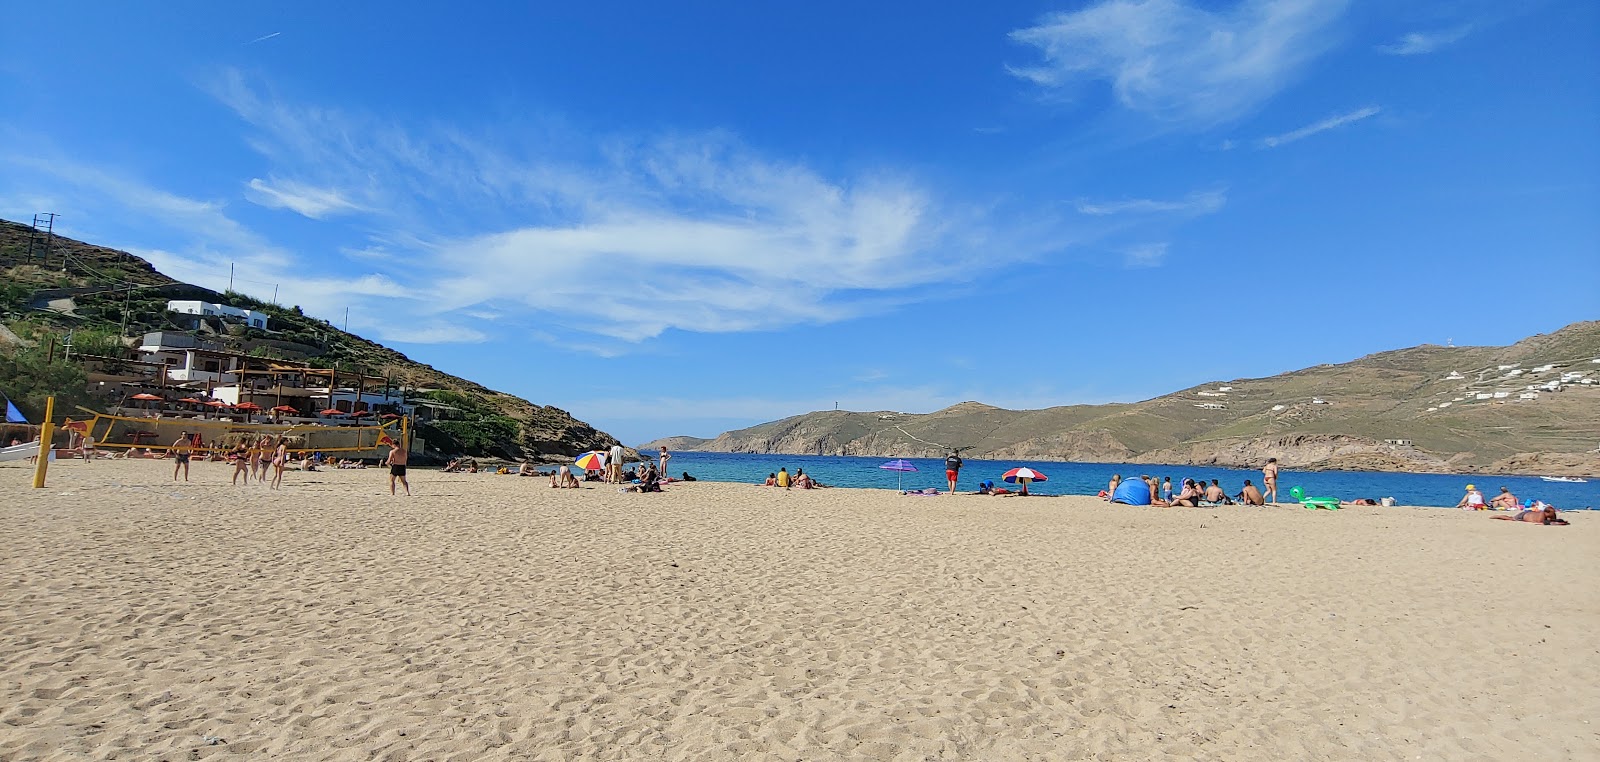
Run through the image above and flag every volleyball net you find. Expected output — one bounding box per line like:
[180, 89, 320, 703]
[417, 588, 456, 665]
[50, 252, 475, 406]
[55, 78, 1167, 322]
[70, 408, 406, 456]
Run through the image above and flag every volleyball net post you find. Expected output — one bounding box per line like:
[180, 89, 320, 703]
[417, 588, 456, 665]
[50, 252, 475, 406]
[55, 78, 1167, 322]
[31, 396, 54, 488]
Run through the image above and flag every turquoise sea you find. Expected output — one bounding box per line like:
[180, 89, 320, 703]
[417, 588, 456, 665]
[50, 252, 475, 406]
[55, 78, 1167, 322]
[657, 451, 1598, 509]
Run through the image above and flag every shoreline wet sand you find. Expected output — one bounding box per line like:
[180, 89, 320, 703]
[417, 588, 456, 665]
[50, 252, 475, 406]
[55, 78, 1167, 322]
[3, 459, 1597, 760]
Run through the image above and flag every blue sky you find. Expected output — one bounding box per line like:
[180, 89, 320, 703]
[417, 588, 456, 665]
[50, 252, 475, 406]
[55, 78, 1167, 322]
[3, 0, 1597, 444]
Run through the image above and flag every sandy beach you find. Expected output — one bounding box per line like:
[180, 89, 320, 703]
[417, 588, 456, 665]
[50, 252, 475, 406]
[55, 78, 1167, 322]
[2, 459, 1596, 761]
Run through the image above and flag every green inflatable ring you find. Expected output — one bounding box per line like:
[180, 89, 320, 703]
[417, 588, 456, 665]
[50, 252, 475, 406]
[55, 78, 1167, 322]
[1289, 485, 1339, 510]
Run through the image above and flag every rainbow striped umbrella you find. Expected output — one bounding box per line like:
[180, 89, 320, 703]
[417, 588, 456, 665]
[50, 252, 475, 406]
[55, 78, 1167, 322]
[574, 451, 607, 471]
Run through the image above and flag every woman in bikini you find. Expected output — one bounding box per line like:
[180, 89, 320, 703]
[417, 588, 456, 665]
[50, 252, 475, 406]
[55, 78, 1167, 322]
[270, 436, 288, 490]
[230, 442, 252, 485]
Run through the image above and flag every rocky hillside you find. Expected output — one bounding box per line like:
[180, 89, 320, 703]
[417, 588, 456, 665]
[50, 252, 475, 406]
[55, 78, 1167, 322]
[0, 218, 624, 463]
[643, 322, 1600, 476]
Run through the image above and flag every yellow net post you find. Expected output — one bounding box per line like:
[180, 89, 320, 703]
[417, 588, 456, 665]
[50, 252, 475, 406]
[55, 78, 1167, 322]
[31, 396, 54, 488]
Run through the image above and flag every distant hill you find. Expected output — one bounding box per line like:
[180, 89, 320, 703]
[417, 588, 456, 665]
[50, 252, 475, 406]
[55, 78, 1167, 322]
[642, 323, 1600, 476]
[0, 218, 625, 462]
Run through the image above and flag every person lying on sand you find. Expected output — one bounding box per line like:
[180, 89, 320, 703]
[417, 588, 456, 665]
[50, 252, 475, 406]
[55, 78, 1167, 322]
[1342, 498, 1380, 506]
[1492, 507, 1569, 525]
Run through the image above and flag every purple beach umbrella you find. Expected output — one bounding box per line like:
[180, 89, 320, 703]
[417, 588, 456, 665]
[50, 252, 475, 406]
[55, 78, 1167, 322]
[879, 459, 917, 492]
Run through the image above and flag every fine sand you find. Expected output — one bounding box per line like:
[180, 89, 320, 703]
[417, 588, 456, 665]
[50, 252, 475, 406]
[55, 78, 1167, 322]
[2, 459, 1597, 761]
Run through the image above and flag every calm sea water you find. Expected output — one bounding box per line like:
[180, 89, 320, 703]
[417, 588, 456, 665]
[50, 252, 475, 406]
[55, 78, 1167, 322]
[658, 451, 1599, 509]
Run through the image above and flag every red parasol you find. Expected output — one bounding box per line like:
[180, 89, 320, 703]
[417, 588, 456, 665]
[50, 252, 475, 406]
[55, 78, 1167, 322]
[130, 393, 163, 401]
[271, 405, 298, 413]
[319, 408, 347, 416]
[233, 402, 263, 411]
[203, 400, 228, 407]
[346, 409, 370, 418]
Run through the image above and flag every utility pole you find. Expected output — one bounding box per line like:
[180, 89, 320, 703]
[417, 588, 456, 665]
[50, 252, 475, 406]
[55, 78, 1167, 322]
[343, 308, 349, 333]
[27, 213, 57, 265]
[120, 283, 134, 339]
[228, 263, 235, 293]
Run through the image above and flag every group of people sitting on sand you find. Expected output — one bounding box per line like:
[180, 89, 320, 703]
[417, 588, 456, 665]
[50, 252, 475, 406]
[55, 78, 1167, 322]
[1104, 474, 1269, 506]
[761, 467, 826, 489]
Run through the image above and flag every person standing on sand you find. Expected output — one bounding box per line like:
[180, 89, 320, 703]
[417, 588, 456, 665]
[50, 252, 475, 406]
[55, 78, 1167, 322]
[231, 442, 251, 485]
[945, 450, 963, 493]
[609, 442, 625, 484]
[1262, 458, 1280, 504]
[171, 431, 193, 481]
[80, 435, 95, 462]
[658, 446, 671, 476]
[270, 437, 288, 490]
[387, 439, 410, 496]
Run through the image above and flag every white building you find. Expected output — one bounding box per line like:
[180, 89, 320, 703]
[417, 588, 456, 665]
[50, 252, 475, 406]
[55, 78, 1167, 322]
[1194, 403, 1227, 410]
[166, 300, 270, 330]
[1439, 402, 1453, 408]
[1475, 393, 1494, 400]
[1384, 439, 1413, 446]
[1497, 364, 1520, 371]
[1519, 392, 1539, 400]
[1311, 397, 1329, 405]
[137, 332, 243, 385]
[1532, 364, 1555, 373]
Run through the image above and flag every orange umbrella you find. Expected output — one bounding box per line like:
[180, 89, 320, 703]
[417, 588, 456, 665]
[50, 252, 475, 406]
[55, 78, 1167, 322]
[130, 393, 163, 401]
[319, 408, 347, 416]
[233, 402, 263, 411]
[271, 405, 298, 414]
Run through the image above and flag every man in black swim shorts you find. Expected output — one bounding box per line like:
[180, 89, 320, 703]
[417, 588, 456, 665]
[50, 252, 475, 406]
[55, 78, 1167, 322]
[171, 431, 193, 482]
[387, 439, 410, 496]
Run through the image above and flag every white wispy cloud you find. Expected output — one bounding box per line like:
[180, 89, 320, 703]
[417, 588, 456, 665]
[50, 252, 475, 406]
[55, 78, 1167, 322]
[208, 73, 1064, 344]
[0, 149, 428, 341]
[246, 177, 363, 219]
[1123, 243, 1168, 268]
[1379, 25, 1471, 55]
[1077, 189, 1226, 216]
[1259, 105, 1380, 148]
[1008, 0, 1349, 125]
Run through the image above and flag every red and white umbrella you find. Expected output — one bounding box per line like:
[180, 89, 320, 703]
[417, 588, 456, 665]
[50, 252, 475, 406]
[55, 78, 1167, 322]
[1001, 467, 1048, 494]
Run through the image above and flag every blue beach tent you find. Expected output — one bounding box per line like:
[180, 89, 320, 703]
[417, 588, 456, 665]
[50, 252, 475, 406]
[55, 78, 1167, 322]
[1111, 479, 1152, 506]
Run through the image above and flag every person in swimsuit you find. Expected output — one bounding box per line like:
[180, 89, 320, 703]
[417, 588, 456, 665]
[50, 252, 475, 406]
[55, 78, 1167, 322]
[171, 431, 193, 482]
[1262, 458, 1280, 504]
[253, 435, 272, 481]
[1490, 486, 1520, 510]
[231, 442, 251, 485]
[945, 451, 963, 493]
[1238, 479, 1265, 506]
[1106, 474, 1121, 500]
[1170, 479, 1202, 507]
[658, 446, 671, 476]
[270, 436, 288, 490]
[1492, 507, 1568, 525]
[388, 440, 410, 496]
